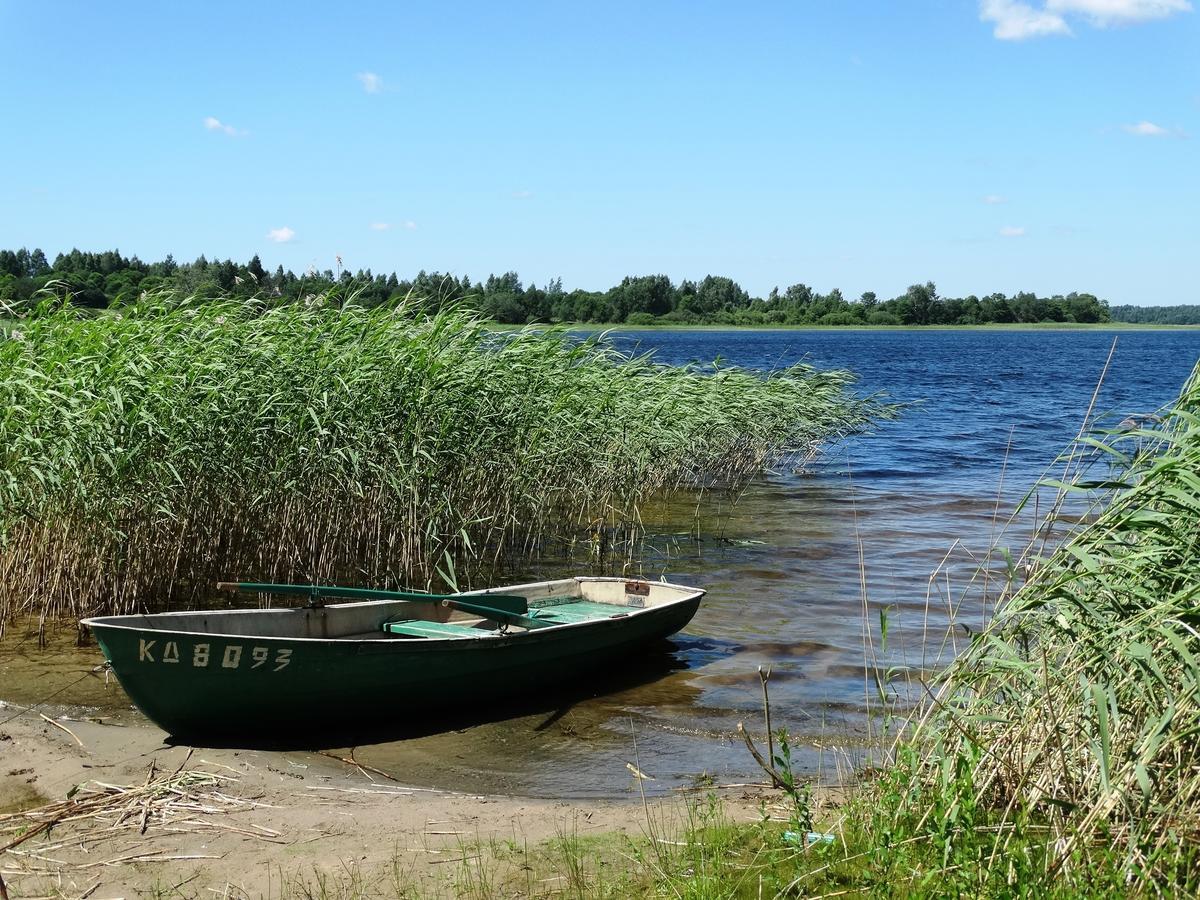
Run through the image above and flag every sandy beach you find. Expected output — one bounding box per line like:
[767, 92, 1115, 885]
[0, 696, 780, 898]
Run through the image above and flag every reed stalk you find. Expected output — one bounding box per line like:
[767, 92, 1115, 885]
[0, 288, 888, 622]
[886, 359, 1200, 893]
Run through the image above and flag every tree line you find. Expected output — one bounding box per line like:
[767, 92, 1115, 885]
[1108, 304, 1200, 326]
[0, 246, 1125, 326]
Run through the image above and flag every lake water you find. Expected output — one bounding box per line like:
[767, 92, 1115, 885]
[352, 329, 1200, 798]
[9, 329, 1199, 800]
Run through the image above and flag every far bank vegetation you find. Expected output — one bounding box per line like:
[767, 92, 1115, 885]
[0, 246, 1117, 327]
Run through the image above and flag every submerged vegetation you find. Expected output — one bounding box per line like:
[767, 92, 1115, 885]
[0, 287, 886, 623]
[627, 359, 1200, 897]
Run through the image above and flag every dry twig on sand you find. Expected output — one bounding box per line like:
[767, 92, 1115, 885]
[0, 763, 280, 891]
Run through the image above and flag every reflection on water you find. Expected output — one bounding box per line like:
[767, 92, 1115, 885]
[7, 330, 1200, 799]
[359, 330, 1200, 798]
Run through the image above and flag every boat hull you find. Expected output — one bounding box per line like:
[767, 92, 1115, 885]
[86, 587, 701, 738]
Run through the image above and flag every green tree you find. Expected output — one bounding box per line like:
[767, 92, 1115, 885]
[247, 255, 267, 284]
[904, 281, 938, 325]
[609, 274, 675, 319]
[215, 259, 238, 291]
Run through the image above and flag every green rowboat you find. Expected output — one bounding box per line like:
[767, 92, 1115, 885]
[81, 576, 705, 738]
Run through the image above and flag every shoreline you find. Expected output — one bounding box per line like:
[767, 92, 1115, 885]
[11, 316, 1198, 335]
[0, 625, 758, 802]
[0, 708, 780, 897]
[555, 322, 1200, 332]
[0, 625, 799, 894]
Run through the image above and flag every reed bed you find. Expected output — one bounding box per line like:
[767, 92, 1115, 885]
[878, 360, 1200, 894]
[0, 288, 886, 622]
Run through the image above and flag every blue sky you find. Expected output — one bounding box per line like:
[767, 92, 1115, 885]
[0, 1, 1195, 304]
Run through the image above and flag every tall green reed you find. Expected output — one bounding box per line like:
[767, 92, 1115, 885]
[0, 288, 888, 621]
[876, 359, 1200, 894]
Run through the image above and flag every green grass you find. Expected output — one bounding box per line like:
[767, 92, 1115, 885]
[264, 788, 1154, 898]
[873, 359, 1200, 895]
[0, 288, 890, 621]
[266, 793, 1155, 898]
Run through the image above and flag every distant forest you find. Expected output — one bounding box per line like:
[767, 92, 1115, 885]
[1108, 304, 1200, 326]
[0, 246, 1155, 327]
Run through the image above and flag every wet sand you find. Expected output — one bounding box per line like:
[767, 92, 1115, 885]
[0, 626, 788, 897]
[0, 707, 785, 897]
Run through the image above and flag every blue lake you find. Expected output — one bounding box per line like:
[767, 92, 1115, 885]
[609, 328, 1199, 490]
[300, 329, 1200, 796]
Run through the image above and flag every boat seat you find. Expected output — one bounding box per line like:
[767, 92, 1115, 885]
[531, 600, 631, 624]
[382, 619, 493, 639]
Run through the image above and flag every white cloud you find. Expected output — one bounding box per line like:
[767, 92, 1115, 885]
[369, 221, 417, 231]
[357, 72, 383, 94]
[1122, 120, 1172, 136]
[511, 189, 533, 199]
[1046, 0, 1191, 26]
[980, 0, 1072, 39]
[266, 226, 296, 243]
[1000, 225, 1027, 237]
[203, 116, 242, 136]
[980, 0, 1190, 38]
[982, 194, 1008, 204]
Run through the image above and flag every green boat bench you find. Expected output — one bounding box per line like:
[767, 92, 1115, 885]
[532, 600, 631, 623]
[381, 599, 632, 639]
[382, 620, 492, 639]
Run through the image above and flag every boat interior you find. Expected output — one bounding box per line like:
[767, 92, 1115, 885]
[83, 577, 704, 641]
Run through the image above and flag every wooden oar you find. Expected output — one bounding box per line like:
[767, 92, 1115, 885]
[215, 581, 530, 615]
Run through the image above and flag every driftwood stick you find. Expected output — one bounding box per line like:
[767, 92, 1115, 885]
[758, 665, 774, 765]
[169, 748, 195, 779]
[737, 723, 786, 790]
[317, 751, 400, 783]
[138, 758, 159, 834]
[39, 713, 84, 748]
[0, 808, 71, 855]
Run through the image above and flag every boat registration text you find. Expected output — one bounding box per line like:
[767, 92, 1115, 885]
[137, 639, 292, 671]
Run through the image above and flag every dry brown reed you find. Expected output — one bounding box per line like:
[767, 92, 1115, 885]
[0, 760, 278, 896]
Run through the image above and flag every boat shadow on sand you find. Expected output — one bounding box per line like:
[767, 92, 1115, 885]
[166, 636, 728, 752]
